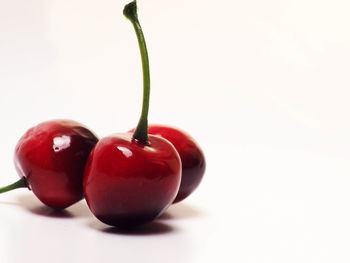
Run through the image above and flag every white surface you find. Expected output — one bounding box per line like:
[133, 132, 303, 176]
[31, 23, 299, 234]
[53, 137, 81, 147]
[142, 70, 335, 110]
[1, 0, 350, 262]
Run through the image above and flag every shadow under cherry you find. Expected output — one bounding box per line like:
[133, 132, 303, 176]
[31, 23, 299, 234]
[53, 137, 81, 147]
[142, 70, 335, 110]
[87, 217, 176, 236]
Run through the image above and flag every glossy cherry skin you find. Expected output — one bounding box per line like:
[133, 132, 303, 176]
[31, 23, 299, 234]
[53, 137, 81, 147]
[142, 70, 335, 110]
[83, 133, 181, 228]
[131, 125, 206, 203]
[14, 120, 98, 209]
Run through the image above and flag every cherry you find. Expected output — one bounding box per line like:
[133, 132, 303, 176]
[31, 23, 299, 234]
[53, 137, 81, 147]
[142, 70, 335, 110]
[0, 120, 98, 209]
[83, 1, 181, 228]
[131, 125, 205, 203]
[83, 133, 181, 227]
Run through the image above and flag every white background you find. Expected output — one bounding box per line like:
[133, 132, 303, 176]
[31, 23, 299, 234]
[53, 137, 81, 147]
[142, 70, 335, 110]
[1, 0, 350, 262]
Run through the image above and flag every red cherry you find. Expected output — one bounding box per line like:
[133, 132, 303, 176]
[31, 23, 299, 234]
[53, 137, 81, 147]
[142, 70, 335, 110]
[1, 120, 99, 209]
[83, 2, 183, 228]
[83, 133, 181, 227]
[143, 125, 205, 203]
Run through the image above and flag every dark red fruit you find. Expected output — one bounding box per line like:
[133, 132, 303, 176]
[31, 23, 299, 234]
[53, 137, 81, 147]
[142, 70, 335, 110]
[130, 125, 206, 203]
[83, 133, 181, 227]
[82, 2, 190, 228]
[14, 120, 98, 209]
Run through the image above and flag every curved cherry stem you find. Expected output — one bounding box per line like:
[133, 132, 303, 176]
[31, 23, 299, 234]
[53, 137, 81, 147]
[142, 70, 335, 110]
[124, 0, 151, 145]
[0, 177, 28, 194]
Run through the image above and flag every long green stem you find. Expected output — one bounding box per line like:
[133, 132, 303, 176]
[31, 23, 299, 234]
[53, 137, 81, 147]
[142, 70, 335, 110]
[0, 177, 28, 194]
[124, 0, 150, 144]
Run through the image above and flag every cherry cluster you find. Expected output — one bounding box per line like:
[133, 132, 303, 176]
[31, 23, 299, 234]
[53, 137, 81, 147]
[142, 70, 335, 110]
[1, 1, 205, 228]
